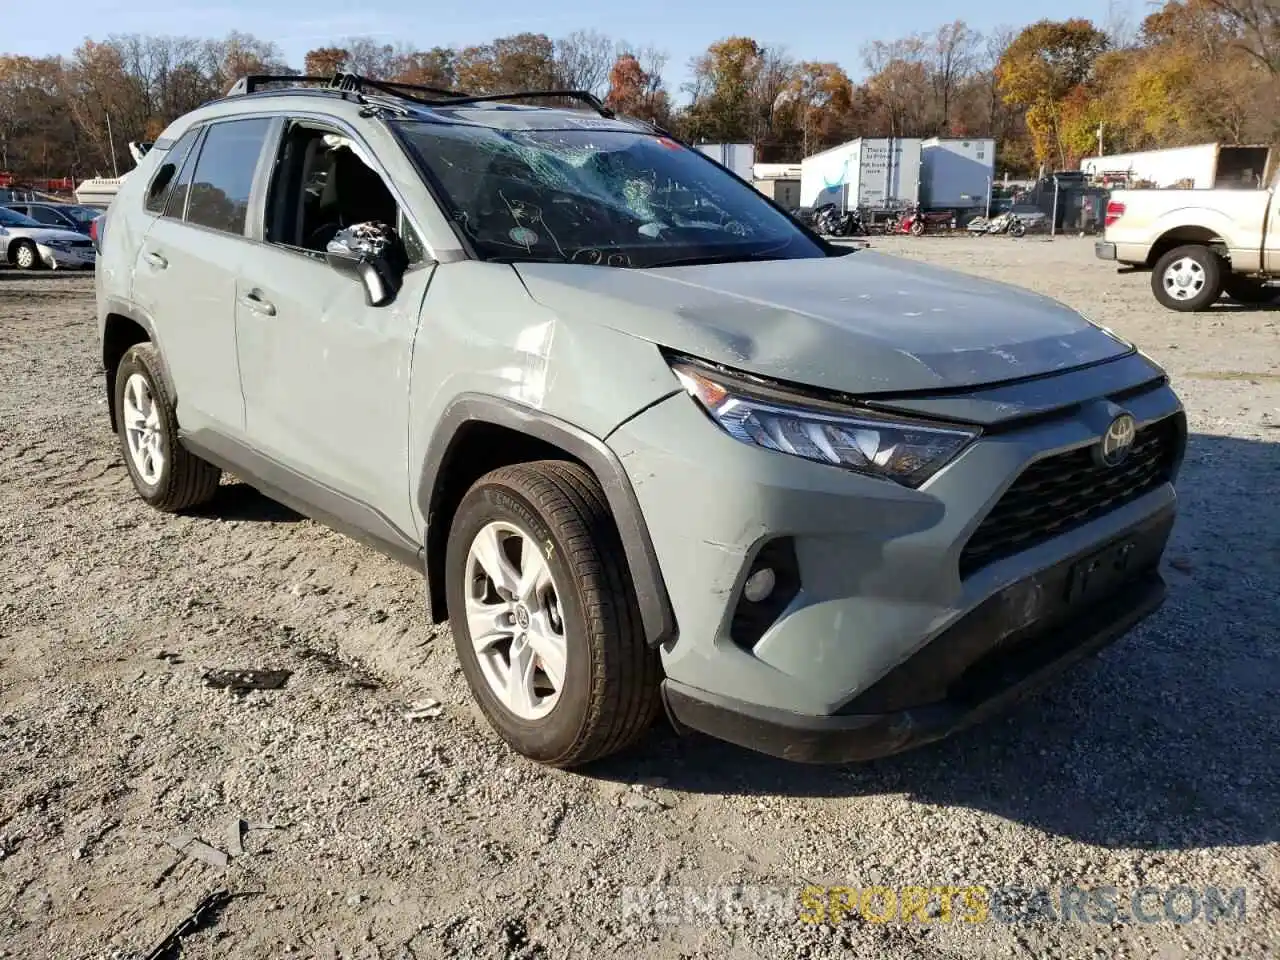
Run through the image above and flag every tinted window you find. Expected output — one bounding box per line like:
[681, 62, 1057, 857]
[29, 206, 67, 226]
[0, 207, 40, 227]
[185, 118, 271, 235]
[145, 127, 201, 215]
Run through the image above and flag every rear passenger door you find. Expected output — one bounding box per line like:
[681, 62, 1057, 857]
[233, 117, 433, 537]
[132, 116, 273, 435]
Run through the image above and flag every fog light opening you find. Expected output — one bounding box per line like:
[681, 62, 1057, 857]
[742, 567, 776, 603]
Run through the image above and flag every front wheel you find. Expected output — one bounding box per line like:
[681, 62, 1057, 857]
[1152, 244, 1223, 312]
[909, 219, 925, 237]
[12, 240, 41, 270]
[1009, 220, 1027, 238]
[445, 461, 661, 767]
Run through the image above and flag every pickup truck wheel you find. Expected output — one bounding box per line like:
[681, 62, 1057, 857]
[445, 461, 661, 767]
[1153, 245, 1223, 312]
[114, 343, 222, 511]
[1222, 276, 1277, 305]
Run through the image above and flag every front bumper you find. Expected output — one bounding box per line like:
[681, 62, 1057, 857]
[661, 508, 1171, 763]
[607, 356, 1184, 755]
[38, 243, 95, 269]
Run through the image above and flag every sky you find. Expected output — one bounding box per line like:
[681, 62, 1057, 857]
[6, 0, 1142, 93]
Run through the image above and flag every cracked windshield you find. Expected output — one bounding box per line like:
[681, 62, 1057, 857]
[397, 123, 824, 267]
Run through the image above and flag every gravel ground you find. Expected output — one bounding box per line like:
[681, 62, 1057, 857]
[1, 236, 1277, 960]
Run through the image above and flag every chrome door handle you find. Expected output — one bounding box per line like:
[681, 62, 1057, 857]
[238, 292, 276, 317]
[144, 251, 167, 269]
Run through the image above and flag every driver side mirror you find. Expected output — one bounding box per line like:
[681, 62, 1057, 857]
[325, 222, 407, 307]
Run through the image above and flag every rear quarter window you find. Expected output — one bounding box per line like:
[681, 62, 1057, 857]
[144, 127, 201, 216]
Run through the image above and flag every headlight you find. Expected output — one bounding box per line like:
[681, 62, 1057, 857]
[670, 357, 979, 487]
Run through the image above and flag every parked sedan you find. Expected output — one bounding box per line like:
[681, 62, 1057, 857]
[0, 206, 95, 270]
[2, 201, 102, 235]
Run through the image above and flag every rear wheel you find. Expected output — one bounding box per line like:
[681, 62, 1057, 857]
[114, 343, 222, 511]
[1152, 244, 1223, 312]
[1223, 275, 1277, 304]
[909, 219, 925, 237]
[445, 461, 661, 767]
[1009, 220, 1027, 238]
[12, 240, 40, 270]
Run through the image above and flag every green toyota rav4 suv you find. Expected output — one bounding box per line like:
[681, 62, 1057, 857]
[95, 75, 1186, 767]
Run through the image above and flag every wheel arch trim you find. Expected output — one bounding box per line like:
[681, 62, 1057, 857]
[418, 394, 678, 648]
[100, 298, 177, 430]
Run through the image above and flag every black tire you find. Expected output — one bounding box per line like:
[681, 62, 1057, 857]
[1152, 244, 1223, 312]
[445, 461, 661, 767]
[1223, 275, 1277, 304]
[1009, 220, 1027, 238]
[114, 343, 222, 512]
[12, 239, 41, 270]
[909, 219, 925, 237]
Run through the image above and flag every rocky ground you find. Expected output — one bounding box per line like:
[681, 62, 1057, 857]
[1, 236, 1276, 959]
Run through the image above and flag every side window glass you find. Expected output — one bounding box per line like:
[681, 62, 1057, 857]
[32, 208, 63, 225]
[184, 117, 272, 236]
[163, 129, 204, 219]
[145, 128, 200, 215]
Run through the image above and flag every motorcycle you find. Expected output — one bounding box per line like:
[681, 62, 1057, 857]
[895, 205, 956, 236]
[813, 204, 865, 238]
[965, 210, 1047, 237]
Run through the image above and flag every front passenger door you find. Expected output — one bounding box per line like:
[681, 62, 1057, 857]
[234, 118, 433, 537]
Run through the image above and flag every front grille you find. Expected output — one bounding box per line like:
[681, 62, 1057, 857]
[959, 415, 1180, 577]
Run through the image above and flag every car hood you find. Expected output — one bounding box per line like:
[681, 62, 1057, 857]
[2, 225, 89, 244]
[515, 250, 1132, 394]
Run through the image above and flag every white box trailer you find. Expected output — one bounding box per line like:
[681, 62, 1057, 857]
[695, 142, 756, 182]
[920, 137, 995, 210]
[800, 138, 922, 210]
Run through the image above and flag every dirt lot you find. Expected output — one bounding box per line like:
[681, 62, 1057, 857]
[1, 236, 1277, 960]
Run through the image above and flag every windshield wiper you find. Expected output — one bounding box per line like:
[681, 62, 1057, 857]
[488, 254, 570, 264]
[642, 252, 788, 269]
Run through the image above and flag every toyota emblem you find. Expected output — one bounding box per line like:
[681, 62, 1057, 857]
[1097, 413, 1137, 467]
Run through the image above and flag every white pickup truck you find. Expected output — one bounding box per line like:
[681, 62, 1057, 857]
[1095, 176, 1280, 311]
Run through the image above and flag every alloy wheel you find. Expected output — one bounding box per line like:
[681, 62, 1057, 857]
[464, 521, 568, 721]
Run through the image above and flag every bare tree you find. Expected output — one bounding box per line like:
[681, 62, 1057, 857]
[554, 31, 614, 95]
[929, 21, 977, 133]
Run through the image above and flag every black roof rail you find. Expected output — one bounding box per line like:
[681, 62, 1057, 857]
[224, 72, 620, 122]
[329, 72, 467, 101]
[430, 89, 615, 119]
[225, 74, 333, 96]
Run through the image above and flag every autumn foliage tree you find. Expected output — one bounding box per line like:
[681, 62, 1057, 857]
[605, 53, 671, 125]
[997, 18, 1110, 167]
[4, 3, 1279, 183]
